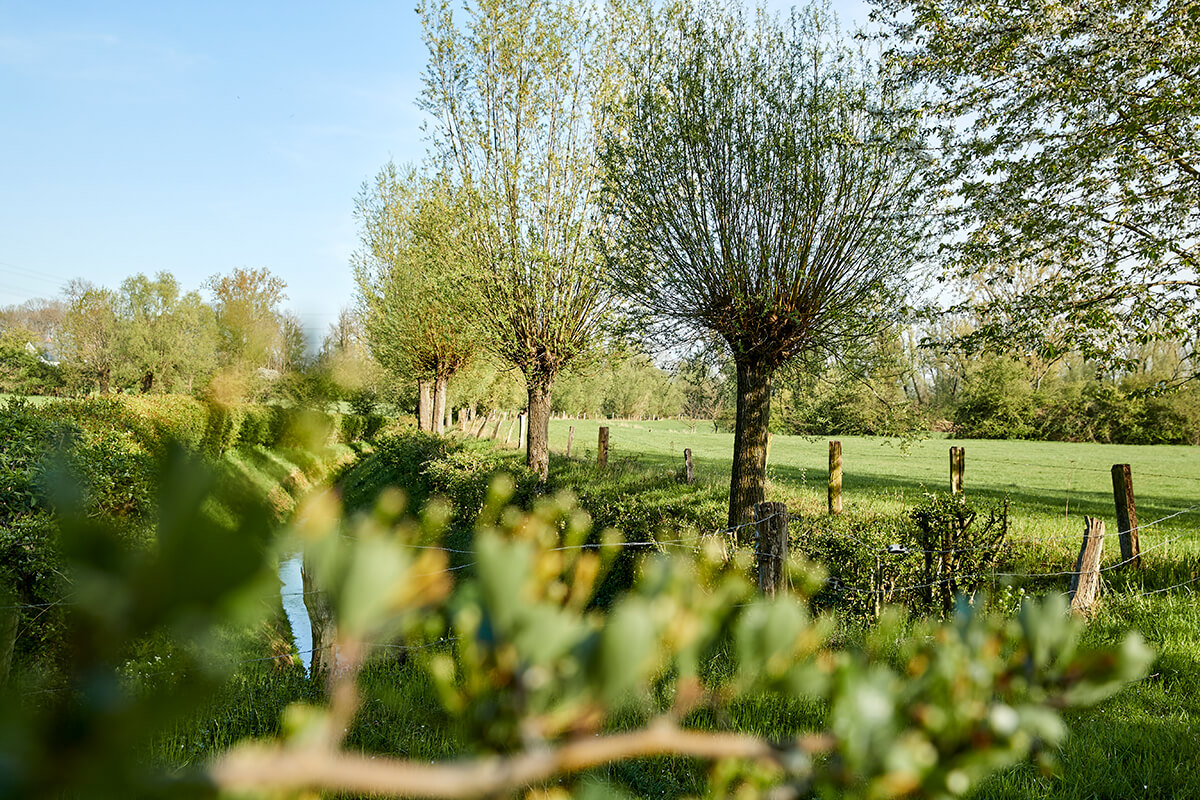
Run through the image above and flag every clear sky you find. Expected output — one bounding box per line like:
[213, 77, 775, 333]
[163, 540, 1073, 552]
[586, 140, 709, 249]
[1, 0, 871, 344]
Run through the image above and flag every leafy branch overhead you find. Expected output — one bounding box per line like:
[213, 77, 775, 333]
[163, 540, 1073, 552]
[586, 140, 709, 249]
[877, 0, 1200, 364]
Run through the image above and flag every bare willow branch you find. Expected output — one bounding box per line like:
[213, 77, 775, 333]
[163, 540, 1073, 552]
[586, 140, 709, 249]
[213, 719, 831, 798]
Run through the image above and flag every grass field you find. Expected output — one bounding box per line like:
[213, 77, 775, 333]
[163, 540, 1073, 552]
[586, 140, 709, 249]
[546, 419, 1200, 567]
[533, 419, 1200, 799]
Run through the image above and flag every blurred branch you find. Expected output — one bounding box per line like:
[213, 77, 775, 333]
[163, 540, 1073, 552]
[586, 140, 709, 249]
[213, 717, 831, 798]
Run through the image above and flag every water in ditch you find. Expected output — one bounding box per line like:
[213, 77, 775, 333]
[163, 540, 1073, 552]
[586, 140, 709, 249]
[278, 554, 312, 675]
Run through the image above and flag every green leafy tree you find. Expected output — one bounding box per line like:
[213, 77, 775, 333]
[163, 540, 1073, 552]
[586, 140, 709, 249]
[205, 267, 288, 374]
[601, 0, 930, 527]
[59, 280, 121, 394]
[877, 0, 1200, 366]
[354, 164, 482, 433]
[419, 0, 619, 477]
[115, 271, 219, 394]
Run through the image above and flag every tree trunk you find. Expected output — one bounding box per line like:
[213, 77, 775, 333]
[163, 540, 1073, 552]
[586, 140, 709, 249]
[526, 378, 553, 481]
[140, 370, 154, 394]
[417, 379, 434, 431]
[302, 560, 337, 680]
[0, 587, 17, 686]
[728, 359, 773, 537]
[98, 365, 110, 395]
[432, 377, 448, 435]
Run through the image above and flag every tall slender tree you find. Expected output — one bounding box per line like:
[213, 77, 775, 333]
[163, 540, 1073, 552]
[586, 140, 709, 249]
[600, 0, 930, 527]
[353, 164, 482, 433]
[419, 0, 619, 478]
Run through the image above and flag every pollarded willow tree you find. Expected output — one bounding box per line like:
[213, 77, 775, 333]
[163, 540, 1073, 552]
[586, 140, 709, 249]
[353, 163, 482, 434]
[419, 0, 622, 478]
[875, 0, 1200, 370]
[601, 0, 930, 528]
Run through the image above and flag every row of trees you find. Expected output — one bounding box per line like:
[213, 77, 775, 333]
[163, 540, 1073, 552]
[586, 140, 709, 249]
[354, 0, 1199, 526]
[0, 268, 305, 398]
[356, 0, 929, 528]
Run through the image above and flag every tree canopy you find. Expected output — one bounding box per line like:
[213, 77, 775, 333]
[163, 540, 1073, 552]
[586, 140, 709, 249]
[419, 0, 618, 478]
[601, 0, 929, 526]
[353, 164, 482, 433]
[876, 0, 1200, 367]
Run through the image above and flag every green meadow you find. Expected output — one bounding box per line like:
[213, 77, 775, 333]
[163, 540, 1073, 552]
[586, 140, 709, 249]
[535, 419, 1200, 798]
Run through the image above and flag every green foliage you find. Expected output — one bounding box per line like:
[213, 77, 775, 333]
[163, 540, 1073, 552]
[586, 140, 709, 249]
[0, 448, 280, 799]
[243, 481, 1153, 799]
[879, 0, 1200, 365]
[909, 492, 1009, 614]
[0, 328, 63, 395]
[952, 358, 1038, 440]
[950, 356, 1200, 444]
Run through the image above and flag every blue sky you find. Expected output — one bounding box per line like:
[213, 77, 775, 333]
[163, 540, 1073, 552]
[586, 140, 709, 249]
[1, 0, 870, 344]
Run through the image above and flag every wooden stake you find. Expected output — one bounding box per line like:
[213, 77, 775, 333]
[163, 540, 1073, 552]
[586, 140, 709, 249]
[950, 446, 964, 494]
[828, 440, 842, 515]
[754, 502, 788, 597]
[684, 448, 694, 485]
[1111, 464, 1141, 568]
[597, 426, 609, 468]
[1069, 516, 1106, 615]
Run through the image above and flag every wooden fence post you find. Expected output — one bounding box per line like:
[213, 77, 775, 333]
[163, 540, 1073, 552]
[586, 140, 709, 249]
[684, 448, 694, 485]
[566, 425, 575, 457]
[474, 414, 491, 438]
[1069, 516, 1106, 615]
[1111, 464, 1141, 568]
[828, 440, 842, 515]
[950, 446, 965, 494]
[597, 426, 609, 468]
[755, 501, 788, 597]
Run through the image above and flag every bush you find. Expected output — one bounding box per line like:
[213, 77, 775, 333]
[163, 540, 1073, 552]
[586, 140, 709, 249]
[237, 405, 276, 449]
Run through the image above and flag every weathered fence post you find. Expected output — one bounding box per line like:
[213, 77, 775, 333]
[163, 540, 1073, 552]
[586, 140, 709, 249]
[1111, 464, 1141, 568]
[519, 413, 528, 451]
[873, 553, 883, 619]
[474, 414, 491, 438]
[597, 426, 609, 468]
[1069, 516, 1106, 615]
[566, 425, 575, 457]
[755, 501, 789, 597]
[684, 448, 694, 485]
[828, 440, 843, 515]
[939, 516, 956, 615]
[950, 446, 965, 494]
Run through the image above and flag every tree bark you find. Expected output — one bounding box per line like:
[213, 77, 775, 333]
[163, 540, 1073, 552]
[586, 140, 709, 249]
[417, 379, 434, 431]
[526, 379, 553, 481]
[432, 377, 448, 435]
[302, 560, 337, 679]
[728, 359, 773, 537]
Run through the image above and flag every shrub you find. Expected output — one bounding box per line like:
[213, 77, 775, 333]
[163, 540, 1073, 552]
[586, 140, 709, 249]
[237, 405, 276, 449]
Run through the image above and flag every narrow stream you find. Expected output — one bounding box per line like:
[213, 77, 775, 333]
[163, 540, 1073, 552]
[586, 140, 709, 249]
[278, 554, 312, 675]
